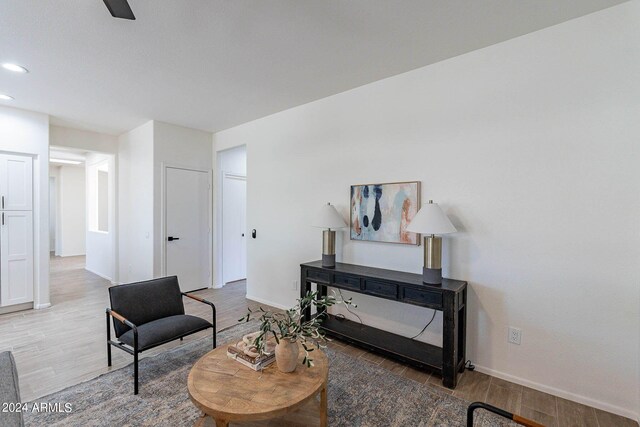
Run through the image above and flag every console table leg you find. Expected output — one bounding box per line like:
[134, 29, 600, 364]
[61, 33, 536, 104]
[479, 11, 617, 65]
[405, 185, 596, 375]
[442, 292, 459, 388]
[301, 272, 311, 322]
[458, 289, 467, 374]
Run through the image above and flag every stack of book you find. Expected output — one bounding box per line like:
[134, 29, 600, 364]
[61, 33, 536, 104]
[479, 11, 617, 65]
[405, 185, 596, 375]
[227, 333, 277, 371]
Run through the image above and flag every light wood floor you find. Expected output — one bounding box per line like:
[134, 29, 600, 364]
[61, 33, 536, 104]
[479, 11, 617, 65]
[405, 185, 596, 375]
[0, 255, 636, 427]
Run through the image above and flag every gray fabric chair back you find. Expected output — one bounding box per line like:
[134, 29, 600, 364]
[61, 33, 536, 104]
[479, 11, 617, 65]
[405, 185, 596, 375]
[0, 351, 24, 427]
[109, 276, 185, 337]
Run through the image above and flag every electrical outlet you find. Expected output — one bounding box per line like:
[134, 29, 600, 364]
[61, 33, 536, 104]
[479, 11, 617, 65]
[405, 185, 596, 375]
[508, 327, 522, 345]
[292, 280, 298, 290]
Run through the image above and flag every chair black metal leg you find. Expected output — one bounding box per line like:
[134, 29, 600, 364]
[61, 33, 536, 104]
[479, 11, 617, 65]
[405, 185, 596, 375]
[134, 351, 138, 395]
[106, 311, 112, 367]
[212, 305, 217, 349]
[133, 328, 139, 395]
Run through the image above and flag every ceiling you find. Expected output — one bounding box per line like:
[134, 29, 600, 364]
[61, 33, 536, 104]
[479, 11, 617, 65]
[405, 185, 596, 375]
[0, 0, 627, 135]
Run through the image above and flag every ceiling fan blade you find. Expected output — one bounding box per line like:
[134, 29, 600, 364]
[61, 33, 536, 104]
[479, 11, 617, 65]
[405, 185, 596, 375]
[103, 0, 136, 20]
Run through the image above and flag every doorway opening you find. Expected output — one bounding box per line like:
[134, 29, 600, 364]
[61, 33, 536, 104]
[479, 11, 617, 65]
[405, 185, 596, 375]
[49, 148, 87, 266]
[216, 145, 247, 288]
[49, 147, 117, 302]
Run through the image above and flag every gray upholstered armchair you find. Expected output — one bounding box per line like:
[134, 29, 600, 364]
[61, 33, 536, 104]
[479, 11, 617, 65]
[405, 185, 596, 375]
[106, 276, 216, 394]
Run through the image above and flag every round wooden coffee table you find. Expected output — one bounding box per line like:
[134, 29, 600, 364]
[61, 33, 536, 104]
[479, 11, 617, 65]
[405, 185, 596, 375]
[188, 343, 328, 427]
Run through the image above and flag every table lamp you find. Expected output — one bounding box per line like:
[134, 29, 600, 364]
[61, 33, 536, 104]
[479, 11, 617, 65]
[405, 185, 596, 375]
[406, 200, 456, 285]
[312, 202, 347, 268]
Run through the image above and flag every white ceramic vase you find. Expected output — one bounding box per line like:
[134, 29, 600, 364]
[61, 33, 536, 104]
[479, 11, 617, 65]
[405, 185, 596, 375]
[275, 339, 299, 373]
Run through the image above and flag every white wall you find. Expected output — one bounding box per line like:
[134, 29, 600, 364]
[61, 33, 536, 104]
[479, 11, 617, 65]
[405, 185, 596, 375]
[50, 125, 117, 154]
[0, 106, 50, 308]
[56, 165, 85, 256]
[48, 169, 58, 252]
[86, 152, 116, 281]
[52, 167, 63, 256]
[214, 2, 640, 419]
[152, 121, 213, 278]
[118, 120, 213, 284]
[118, 121, 154, 283]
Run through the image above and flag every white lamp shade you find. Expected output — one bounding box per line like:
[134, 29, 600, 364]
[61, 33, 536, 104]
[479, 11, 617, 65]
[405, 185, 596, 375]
[406, 202, 456, 235]
[312, 203, 347, 229]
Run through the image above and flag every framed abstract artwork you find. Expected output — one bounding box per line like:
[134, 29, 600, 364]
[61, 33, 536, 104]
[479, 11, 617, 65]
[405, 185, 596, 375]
[350, 181, 421, 245]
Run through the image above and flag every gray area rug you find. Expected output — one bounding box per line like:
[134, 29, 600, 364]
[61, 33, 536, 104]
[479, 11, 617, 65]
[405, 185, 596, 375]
[25, 321, 514, 426]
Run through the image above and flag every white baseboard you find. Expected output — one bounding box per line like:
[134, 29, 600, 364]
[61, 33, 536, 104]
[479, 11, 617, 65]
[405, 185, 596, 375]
[34, 302, 51, 310]
[58, 252, 86, 257]
[474, 364, 638, 421]
[245, 294, 290, 311]
[84, 267, 113, 283]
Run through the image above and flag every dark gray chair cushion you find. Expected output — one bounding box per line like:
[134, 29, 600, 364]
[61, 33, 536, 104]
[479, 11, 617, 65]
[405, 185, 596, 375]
[109, 276, 185, 337]
[0, 351, 24, 427]
[118, 314, 212, 351]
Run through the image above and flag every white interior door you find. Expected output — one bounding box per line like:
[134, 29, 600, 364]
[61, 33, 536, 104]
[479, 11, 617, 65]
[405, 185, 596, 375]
[0, 154, 33, 211]
[222, 174, 246, 284]
[165, 167, 210, 292]
[1, 211, 34, 306]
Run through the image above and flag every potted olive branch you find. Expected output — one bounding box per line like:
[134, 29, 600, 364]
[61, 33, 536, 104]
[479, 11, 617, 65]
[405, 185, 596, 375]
[239, 290, 356, 372]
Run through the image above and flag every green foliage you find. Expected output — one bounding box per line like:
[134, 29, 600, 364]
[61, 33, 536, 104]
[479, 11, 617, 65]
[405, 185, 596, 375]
[238, 290, 356, 367]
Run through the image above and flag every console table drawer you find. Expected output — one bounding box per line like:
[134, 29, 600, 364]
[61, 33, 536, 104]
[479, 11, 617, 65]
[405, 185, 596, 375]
[363, 279, 398, 298]
[333, 274, 361, 291]
[306, 269, 331, 284]
[402, 287, 442, 307]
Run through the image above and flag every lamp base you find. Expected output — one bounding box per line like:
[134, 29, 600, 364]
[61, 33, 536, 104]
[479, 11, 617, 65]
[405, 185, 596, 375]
[322, 254, 336, 268]
[422, 267, 442, 285]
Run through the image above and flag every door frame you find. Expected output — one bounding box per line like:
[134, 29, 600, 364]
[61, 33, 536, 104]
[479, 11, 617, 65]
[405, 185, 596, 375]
[160, 163, 213, 287]
[49, 176, 57, 256]
[217, 170, 247, 288]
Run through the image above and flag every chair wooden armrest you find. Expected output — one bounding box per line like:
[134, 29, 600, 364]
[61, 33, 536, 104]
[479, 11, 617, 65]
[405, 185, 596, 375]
[106, 308, 137, 330]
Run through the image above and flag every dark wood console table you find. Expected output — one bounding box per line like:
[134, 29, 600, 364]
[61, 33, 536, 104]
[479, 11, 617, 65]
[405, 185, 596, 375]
[300, 261, 467, 388]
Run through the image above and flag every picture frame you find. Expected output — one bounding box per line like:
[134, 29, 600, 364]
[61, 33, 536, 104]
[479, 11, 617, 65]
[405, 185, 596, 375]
[349, 181, 421, 245]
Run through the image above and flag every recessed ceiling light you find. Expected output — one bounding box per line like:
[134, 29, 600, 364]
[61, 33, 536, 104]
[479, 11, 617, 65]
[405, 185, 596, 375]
[2, 63, 29, 73]
[50, 158, 82, 165]
[0, 94, 14, 101]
